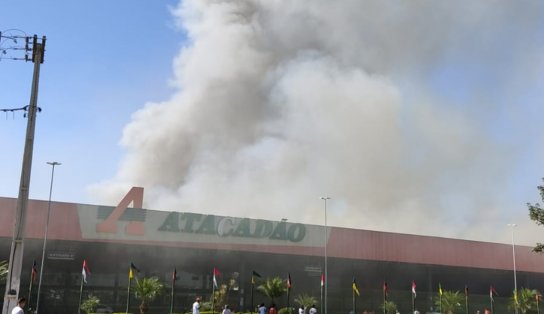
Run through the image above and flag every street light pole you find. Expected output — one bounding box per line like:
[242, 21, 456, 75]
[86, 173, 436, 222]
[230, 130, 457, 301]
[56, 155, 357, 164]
[320, 196, 330, 314]
[35, 161, 60, 314]
[507, 223, 518, 314]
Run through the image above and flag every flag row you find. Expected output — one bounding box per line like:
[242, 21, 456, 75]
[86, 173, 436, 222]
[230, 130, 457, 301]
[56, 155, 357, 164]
[27, 259, 529, 302]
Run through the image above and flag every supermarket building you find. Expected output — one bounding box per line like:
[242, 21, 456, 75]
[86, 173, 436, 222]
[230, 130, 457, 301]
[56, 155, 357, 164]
[1, 188, 543, 313]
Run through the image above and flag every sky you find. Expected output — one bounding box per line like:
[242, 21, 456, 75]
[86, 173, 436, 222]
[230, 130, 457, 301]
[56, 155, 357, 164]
[1, 0, 544, 247]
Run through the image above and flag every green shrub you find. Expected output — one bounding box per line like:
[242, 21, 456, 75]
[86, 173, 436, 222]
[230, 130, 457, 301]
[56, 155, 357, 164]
[80, 295, 100, 314]
[279, 307, 295, 314]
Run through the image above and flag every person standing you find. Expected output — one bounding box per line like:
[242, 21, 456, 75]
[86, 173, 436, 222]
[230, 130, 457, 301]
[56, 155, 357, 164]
[223, 305, 232, 314]
[193, 297, 201, 314]
[299, 305, 305, 314]
[269, 303, 277, 314]
[11, 297, 26, 314]
[258, 303, 267, 314]
[309, 305, 317, 314]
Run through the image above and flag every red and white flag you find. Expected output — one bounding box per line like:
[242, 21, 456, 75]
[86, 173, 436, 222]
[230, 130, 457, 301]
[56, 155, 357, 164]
[213, 268, 221, 288]
[82, 260, 91, 283]
[320, 273, 324, 288]
[411, 281, 417, 298]
[31, 260, 38, 283]
[490, 285, 498, 302]
[287, 273, 292, 289]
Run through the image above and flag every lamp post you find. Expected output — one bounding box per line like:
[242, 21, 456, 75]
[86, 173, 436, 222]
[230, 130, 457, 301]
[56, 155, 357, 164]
[507, 223, 518, 314]
[35, 161, 60, 314]
[320, 196, 330, 314]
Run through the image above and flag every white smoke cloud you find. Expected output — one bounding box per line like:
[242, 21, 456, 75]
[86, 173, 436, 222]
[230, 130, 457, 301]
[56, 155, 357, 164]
[89, 0, 544, 245]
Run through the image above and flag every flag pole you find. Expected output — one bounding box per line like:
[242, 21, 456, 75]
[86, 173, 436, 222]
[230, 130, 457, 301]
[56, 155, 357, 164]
[27, 275, 33, 313]
[251, 276, 254, 314]
[383, 284, 386, 314]
[170, 272, 175, 314]
[439, 294, 442, 314]
[383, 292, 385, 314]
[352, 287, 356, 314]
[465, 288, 469, 314]
[490, 291, 493, 314]
[537, 295, 540, 314]
[411, 292, 415, 313]
[212, 279, 215, 314]
[320, 275, 323, 314]
[126, 276, 131, 314]
[287, 286, 290, 312]
[78, 274, 84, 314]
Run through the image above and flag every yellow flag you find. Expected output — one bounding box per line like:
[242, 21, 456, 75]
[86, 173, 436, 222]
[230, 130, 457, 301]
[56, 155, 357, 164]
[352, 278, 360, 296]
[129, 262, 140, 280]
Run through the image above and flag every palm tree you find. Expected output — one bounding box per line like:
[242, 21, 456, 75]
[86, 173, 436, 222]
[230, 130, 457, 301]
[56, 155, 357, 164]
[509, 288, 541, 314]
[257, 277, 287, 303]
[434, 290, 463, 314]
[294, 293, 318, 310]
[0, 261, 7, 282]
[134, 277, 164, 314]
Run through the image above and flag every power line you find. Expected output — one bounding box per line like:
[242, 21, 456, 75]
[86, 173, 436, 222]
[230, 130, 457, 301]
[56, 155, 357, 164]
[0, 105, 42, 119]
[0, 30, 45, 62]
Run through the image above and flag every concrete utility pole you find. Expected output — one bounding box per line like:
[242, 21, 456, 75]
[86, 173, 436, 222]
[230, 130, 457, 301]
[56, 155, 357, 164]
[2, 34, 46, 314]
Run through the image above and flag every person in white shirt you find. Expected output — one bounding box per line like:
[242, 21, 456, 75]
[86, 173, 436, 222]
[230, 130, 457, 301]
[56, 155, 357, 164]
[299, 305, 305, 314]
[258, 303, 267, 314]
[11, 297, 26, 314]
[309, 305, 317, 314]
[222, 305, 232, 314]
[193, 297, 201, 314]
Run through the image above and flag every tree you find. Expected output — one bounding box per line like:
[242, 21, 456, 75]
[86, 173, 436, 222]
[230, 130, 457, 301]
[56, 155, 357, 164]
[210, 272, 240, 311]
[294, 294, 318, 309]
[211, 284, 229, 311]
[80, 295, 100, 314]
[257, 277, 287, 303]
[528, 179, 544, 252]
[380, 300, 397, 314]
[0, 260, 7, 282]
[435, 290, 463, 314]
[134, 277, 164, 314]
[509, 288, 541, 314]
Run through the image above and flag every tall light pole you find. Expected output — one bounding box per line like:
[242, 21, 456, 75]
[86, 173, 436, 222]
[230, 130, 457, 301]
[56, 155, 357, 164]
[320, 196, 330, 314]
[35, 161, 61, 314]
[507, 223, 518, 314]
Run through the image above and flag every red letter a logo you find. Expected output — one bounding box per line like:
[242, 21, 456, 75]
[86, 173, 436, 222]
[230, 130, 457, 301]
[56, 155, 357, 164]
[96, 187, 145, 236]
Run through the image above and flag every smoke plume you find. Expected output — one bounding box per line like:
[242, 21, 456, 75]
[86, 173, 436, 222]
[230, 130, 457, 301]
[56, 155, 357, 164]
[90, 0, 544, 245]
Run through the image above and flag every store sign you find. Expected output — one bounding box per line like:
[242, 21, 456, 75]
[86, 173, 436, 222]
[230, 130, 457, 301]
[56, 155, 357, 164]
[158, 212, 306, 243]
[90, 187, 309, 244]
[47, 252, 75, 260]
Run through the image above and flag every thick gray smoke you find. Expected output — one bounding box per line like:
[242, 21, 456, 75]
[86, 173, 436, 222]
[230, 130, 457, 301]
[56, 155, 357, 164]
[90, 0, 544, 244]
